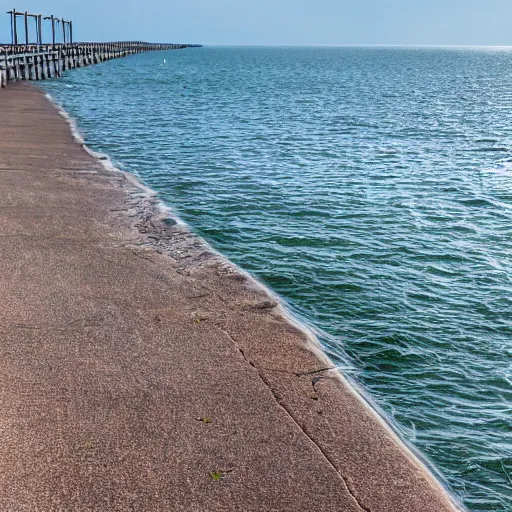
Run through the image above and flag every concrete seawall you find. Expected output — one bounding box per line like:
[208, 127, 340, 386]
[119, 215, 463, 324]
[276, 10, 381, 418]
[0, 83, 462, 511]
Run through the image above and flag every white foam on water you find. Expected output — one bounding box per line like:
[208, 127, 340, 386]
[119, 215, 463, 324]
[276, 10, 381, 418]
[482, 161, 512, 174]
[45, 91, 186, 227]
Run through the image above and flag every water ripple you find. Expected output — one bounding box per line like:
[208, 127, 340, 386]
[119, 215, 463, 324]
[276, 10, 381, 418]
[42, 47, 512, 511]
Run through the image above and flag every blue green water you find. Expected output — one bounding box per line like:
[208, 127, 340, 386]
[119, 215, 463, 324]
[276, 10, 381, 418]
[41, 47, 512, 511]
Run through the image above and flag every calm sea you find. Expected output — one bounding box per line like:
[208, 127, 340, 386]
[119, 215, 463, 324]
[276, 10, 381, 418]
[41, 47, 512, 511]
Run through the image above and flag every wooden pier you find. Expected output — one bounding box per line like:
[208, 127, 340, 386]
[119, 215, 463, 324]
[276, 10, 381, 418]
[0, 42, 200, 88]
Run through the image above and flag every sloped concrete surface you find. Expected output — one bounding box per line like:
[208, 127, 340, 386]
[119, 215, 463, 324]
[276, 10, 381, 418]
[0, 83, 460, 512]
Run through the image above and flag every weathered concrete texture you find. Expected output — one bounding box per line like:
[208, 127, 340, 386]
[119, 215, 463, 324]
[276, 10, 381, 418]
[0, 83, 461, 511]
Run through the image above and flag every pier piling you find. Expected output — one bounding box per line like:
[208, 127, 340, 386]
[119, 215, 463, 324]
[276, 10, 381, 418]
[0, 41, 201, 88]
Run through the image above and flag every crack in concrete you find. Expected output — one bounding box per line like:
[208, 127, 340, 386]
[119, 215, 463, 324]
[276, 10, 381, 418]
[217, 326, 371, 512]
[296, 366, 336, 377]
[129, 249, 156, 263]
[250, 366, 335, 378]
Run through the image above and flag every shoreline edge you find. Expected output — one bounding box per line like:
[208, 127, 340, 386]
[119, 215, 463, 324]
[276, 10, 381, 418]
[0, 82, 464, 511]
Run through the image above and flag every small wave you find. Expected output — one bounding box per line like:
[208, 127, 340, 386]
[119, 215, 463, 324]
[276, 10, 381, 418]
[46, 93, 85, 144]
[481, 162, 512, 174]
[377, 147, 399, 154]
[470, 147, 509, 153]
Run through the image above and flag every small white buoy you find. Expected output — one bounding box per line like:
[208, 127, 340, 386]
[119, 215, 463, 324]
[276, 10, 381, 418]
[163, 58, 166, 64]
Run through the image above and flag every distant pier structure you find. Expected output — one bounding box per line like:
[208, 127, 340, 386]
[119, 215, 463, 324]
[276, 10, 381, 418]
[0, 9, 201, 88]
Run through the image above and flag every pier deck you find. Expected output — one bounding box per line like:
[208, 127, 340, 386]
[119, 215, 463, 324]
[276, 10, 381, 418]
[0, 42, 199, 88]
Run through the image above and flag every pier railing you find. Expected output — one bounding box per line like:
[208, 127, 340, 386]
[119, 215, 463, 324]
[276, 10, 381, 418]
[0, 41, 200, 88]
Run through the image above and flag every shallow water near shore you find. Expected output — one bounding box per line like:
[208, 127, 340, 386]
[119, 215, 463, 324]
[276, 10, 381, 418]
[40, 46, 512, 511]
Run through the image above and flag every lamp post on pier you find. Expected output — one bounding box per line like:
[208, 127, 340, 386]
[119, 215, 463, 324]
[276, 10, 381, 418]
[7, 9, 46, 45]
[7, 9, 18, 45]
[59, 20, 73, 45]
[43, 15, 56, 47]
[24, 10, 28, 45]
[6, 10, 72, 46]
[37, 15, 43, 45]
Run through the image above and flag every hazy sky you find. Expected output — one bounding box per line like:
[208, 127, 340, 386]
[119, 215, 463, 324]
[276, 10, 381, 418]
[2, 1, 512, 46]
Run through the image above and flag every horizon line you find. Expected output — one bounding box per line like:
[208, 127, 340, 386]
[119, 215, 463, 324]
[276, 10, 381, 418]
[199, 43, 512, 48]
